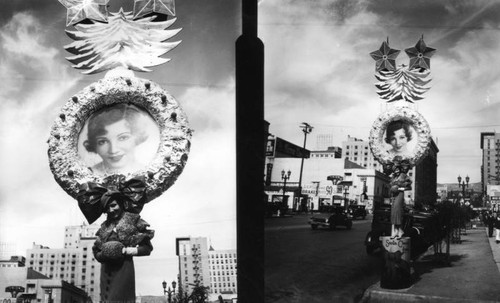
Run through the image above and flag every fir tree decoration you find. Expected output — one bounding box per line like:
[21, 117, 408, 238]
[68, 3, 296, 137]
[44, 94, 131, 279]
[374, 66, 432, 103]
[64, 8, 181, 74]
[370, 36, 435, 103]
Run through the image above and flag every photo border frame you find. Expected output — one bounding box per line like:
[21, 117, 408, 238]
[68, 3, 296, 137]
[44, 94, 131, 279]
[47, 75, 192, 202]
[368, 106, 431, 165]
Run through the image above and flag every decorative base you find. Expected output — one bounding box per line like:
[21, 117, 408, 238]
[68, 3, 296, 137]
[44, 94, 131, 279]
[380, 236, 412, 289]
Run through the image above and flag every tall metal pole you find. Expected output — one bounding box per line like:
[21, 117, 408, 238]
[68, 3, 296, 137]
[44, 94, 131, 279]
[236, 0, 264, 301]
[298, 122, 313, 211]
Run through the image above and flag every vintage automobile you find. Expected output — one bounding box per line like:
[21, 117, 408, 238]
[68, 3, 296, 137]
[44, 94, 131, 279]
[348, 205, 367, 220]
[309, 205, 353, 230]
[364, 203, 436, 258]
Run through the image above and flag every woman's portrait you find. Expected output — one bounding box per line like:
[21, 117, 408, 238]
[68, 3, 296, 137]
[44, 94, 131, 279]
[384, 120, 416, 158]
[78, 104, 160, 176]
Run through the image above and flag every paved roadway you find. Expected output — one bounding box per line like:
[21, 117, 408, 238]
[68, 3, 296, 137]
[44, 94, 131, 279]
[265, 213, 384, 303]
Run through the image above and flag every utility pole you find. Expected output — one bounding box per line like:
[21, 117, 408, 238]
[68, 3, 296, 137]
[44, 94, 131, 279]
[298, 122, 313, 212]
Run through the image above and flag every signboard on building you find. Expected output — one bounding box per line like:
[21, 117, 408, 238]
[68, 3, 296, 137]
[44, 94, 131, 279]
[487, 185, 500, 197]
[272, 137, 310, 158]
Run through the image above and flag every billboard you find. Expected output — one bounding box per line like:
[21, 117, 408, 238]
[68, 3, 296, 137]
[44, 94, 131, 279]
[268, 137, 310, 158]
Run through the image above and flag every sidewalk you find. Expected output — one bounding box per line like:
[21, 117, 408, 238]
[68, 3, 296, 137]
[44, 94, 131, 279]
[361, 225, 500, 302]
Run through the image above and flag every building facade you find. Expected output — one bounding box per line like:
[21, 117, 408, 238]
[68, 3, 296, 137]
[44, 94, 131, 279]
[413, 138, 439, 207]
[175, 237, 236, 302]
[481, 132, 500, 194]
[0, 265, 88, 303]
[26, 224, 101, 303]
[342, 136, 382, 172]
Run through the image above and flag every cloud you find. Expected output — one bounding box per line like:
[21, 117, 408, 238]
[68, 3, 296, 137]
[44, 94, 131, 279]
[0, 11, 83, 252]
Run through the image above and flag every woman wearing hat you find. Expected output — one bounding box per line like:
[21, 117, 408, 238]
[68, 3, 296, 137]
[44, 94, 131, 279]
[92, 196, 154, 302]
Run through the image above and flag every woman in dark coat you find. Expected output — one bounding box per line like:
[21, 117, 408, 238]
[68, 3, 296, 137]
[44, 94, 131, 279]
[93, 198, 154, 302]
[389, 164, 412, 238]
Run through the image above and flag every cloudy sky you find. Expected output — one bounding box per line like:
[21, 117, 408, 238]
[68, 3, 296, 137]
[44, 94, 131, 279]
[0, 0, 239, 296]
[260, 0, 500, 185]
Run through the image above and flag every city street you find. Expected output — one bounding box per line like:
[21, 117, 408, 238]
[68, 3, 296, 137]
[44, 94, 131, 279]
[265, 214, 384, 303]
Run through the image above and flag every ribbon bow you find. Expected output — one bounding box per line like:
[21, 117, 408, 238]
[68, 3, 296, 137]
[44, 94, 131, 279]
[77, 175, 147, 224]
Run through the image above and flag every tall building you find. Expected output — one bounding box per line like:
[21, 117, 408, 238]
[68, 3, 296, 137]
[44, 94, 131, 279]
[175, 237, 237, 302]
[316, 134, 335, 150]
[25, 224, 101, 303]
[481, 132, 500, 193]
[208, 247, 237, 298]
[0, 243, 17, 260]
[342, 136, 382, 171]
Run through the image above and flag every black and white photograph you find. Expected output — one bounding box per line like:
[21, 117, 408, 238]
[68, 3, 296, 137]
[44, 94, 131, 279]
[4, 1, 500, 303]
[0, 1, 238, 302]
[262, 0, 500, 302]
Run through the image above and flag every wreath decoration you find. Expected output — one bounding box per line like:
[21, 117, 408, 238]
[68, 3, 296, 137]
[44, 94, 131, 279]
[369, 106, 431, 166]
[47, 75, 192, 209]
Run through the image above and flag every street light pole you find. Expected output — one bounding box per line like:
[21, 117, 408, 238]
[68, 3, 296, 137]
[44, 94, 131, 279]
[281, 170, 291, 210]
[162, 280, 177, 303]
[343, 186, 349, 211]
[298, 122, 313, 212]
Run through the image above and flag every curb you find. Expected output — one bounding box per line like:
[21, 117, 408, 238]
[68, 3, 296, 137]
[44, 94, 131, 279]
[360, 283, 499, 303]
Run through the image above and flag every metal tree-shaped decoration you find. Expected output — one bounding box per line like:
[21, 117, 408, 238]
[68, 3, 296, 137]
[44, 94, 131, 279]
[65, 9, 181, 74]
[58, 0, 180, 75]
[370, 36, 436, 103]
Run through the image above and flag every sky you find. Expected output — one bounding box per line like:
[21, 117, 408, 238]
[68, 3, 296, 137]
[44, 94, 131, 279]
[259, 0, 500, 185]
[0, 0, 239, 296]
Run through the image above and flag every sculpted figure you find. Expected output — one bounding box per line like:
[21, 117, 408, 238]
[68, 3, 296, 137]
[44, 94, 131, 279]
[92, 197, 154, 302]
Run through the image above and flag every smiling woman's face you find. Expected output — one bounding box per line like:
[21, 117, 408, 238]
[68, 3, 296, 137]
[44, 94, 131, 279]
[95, 119, 137, 170]
[389, 128, 408, 151]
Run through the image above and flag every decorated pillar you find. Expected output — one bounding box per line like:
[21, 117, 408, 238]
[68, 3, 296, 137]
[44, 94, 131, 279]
[368, 36, 435, 289]
[48, 1, 191, 302]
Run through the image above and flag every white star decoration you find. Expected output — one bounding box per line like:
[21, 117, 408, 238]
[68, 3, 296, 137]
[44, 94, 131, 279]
[58, 0, 110, 26]
[133, 0, 176, 20]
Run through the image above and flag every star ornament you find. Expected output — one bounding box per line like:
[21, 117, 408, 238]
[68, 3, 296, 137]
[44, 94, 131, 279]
[133, 0, 176, 20]
[58, 0, 109, 26]
[405, 37, 436, 71]
[370, 40, 401, 72]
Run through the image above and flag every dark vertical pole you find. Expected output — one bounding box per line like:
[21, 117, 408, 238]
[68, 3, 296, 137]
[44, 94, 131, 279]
[236, 0, 265, 302]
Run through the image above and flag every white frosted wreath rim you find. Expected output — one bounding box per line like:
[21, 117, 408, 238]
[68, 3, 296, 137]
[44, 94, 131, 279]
[368, 106, 431, 166]
[47, 75, 192, 203]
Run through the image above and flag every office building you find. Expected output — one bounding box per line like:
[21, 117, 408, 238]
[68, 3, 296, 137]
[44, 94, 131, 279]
[175, 237, 237, 302]
[481, 132, 500, 193]
[26, 224, 101, 303]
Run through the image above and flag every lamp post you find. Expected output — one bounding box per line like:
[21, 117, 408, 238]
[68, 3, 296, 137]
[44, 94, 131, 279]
[457, 175, 470, 198]
[281, 170, 291, 210]
[162, 280, 177, 303]
[298, 122, 313, 211]
[343, 185, 349, 210]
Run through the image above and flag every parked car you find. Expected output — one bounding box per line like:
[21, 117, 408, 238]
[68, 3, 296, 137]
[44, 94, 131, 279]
[348, 205, 367, 220]
[364, 203, 436, 258]
[309, 205, 353, 230]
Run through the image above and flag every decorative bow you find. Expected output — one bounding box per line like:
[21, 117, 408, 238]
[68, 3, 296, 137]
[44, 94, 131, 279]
[384, 156, 412, 176]
[77, 175, 147, 224]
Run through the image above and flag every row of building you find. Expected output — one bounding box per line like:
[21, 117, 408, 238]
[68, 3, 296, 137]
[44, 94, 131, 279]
[0, 225, 236, 303]
[265, 130, 439, 212]
[265, 129, 500, 212]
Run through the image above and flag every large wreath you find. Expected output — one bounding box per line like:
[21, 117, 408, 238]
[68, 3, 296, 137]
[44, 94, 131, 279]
[48, 75, 192, 207]
[369, 106, 431, 166]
